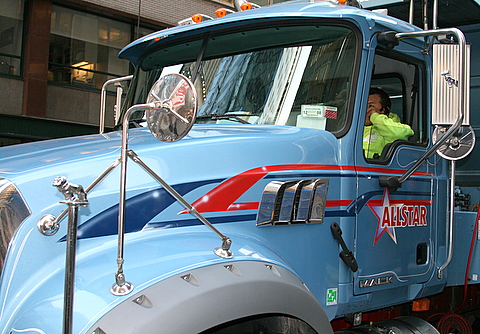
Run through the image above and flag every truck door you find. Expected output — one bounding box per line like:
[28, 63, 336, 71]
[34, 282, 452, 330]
[353, 49, 440, 297]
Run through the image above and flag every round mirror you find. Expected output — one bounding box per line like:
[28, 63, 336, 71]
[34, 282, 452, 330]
[146, 74, 197, 142]
[433, 125, 475, 160]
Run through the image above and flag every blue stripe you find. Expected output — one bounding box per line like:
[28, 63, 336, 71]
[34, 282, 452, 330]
[59, 179, 224, 241]
[146, 214, 258, 229]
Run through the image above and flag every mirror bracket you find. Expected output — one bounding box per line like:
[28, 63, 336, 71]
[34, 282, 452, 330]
[379, 175, 402, 192]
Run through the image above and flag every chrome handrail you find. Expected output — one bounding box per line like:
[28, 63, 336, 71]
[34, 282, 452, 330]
[99, 75, 133, 134]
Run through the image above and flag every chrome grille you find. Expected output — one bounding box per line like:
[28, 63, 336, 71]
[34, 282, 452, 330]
[0, 178, 30, 271]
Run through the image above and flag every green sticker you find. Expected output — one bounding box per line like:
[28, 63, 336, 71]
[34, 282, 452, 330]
[326, 288, 337, 306]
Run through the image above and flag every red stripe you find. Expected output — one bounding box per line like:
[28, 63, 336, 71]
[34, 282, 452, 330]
[368, 200, 433, 206]
[208, 199, 354, 212]
[355, 165, 433, 176]
[189, 164, 433, 213]
[227, 202, 259, 211]
[326, 200, 352, 207]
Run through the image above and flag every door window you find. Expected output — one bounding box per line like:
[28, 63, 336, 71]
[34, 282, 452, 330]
[364, 52, 427, 162]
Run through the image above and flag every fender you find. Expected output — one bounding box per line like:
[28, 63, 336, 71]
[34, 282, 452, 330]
[86, 260, 333, 334]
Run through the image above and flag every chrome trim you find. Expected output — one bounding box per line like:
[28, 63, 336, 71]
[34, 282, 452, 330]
[52, 177, 88, 334]
[438, 160, 456, 279]
[46, 157, 121, 236]
[257, 179, 329, 226]
[181, 273, 200, 286]
[99, 75, 133, 134]
[91, 328, 106, 334]
[112, 101, 151, 296]
[359, 275, 394, 288]
[132, 295, 153, 308]
[37, 214, 59, 236]
[225, 264, 242, 276]
[0, 178, 31, 272]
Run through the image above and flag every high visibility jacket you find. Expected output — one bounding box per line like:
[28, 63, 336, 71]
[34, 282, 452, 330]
[363, 112, 414, 159]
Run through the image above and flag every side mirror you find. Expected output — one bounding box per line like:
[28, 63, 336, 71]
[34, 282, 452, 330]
[432, 43, 470, 126]
[146, 74, 197, 142]
[431, 42, 474, 161]
[433, 125, 475, 160]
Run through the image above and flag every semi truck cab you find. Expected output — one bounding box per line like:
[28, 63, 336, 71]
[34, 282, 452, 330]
[0, 1, 476, 333]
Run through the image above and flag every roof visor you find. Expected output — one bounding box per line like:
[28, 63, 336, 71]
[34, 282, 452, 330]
[139, 22, 354, 71]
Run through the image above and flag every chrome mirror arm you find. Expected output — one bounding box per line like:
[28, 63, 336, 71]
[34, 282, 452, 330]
[111, 102, 155, 296]
[127, 150, 233, 259]
[39, 158, 121, 236]
[380, 28, 467, 189]
[396, 113, 463, 185]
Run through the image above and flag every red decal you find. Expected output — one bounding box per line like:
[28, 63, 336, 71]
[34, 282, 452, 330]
[325, 108, 338, 119]
[369, 188, 431, 244]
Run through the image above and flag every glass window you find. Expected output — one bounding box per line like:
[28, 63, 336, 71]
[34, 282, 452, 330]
[121, 24, 358, 135]
[0, 0, 24, 76]
[48, 5, 131, 89]
[364, 52, 427, 161]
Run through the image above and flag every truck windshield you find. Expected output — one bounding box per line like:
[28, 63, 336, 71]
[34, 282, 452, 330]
[121, 24, 358, 135]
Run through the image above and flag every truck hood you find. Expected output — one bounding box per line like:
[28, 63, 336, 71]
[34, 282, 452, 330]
[0, 124, 339, 243]
[0, 124, 336, 178]
[0, 124, 339, 332]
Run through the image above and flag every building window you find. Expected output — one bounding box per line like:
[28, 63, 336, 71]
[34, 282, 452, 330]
[48, 5, 132, 89]
[0, 0, 24, 76]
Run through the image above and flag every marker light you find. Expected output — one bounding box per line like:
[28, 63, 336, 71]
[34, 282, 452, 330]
[215, 8, 235, 17]
[178, 14, 214, 25]
[240, 2, 260, 10]
[240, 2, 252, 10]
[338, 0, 347, 3]
[192, 14, 205, 23]
[412, 298, 430, 312]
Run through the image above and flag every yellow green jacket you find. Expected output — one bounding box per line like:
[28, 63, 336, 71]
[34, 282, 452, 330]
[363, 113, 414, 159]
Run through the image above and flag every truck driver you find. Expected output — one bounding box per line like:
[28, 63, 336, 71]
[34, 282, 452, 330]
[363, 88, 414, 159]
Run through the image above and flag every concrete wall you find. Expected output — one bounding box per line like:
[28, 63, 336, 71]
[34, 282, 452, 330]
[46, 84, 117, 127]
[0, 77, 23, 116]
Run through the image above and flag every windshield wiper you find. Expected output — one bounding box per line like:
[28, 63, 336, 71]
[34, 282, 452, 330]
[196, 113, 252, 124]
[210, 114, 251, 124]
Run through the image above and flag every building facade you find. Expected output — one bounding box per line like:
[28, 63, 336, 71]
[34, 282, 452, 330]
[0, 0, 235, 145]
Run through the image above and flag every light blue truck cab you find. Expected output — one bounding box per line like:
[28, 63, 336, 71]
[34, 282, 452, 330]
[0, 0, 476, 333]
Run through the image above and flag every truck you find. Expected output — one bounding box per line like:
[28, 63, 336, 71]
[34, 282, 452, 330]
[0, 0, 478, 332]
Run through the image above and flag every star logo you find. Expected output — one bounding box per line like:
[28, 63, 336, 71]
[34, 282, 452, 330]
[370, 188, 399, 244]
[367, 188, 429, 245]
